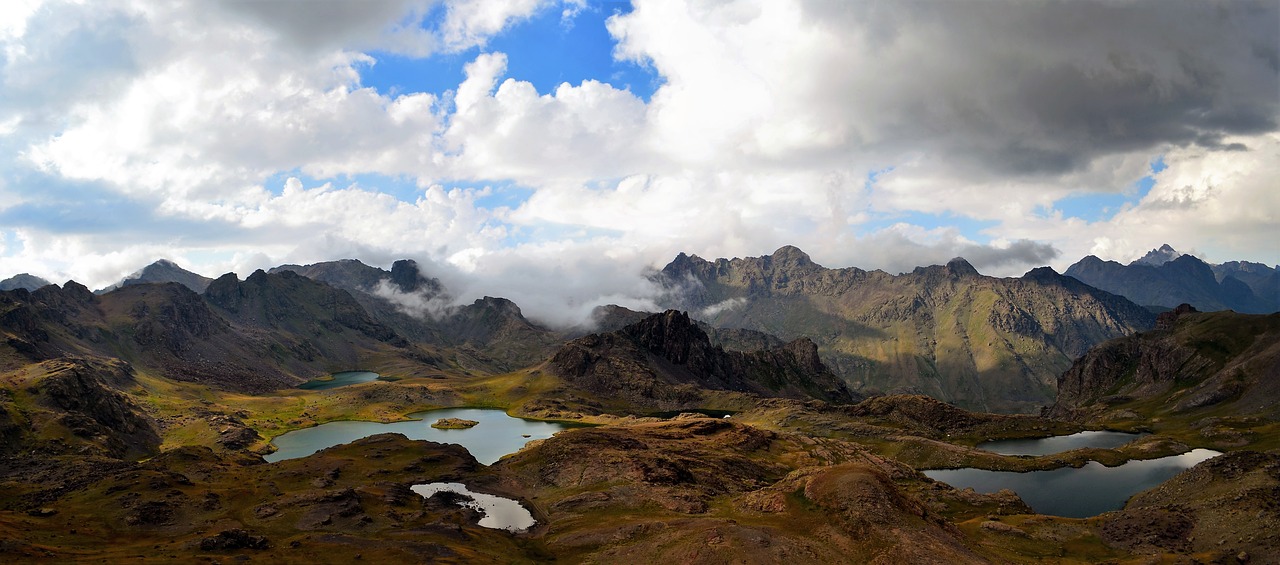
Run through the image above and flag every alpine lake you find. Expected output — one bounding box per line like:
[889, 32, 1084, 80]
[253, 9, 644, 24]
[270, 373, 579, 532]
[283, 374, 1220, 523]
[927, 431, 1222, 518]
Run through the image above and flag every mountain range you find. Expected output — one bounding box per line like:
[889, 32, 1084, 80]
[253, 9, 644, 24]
[10, 245, 1273, 414]
[270, 259, 564, 373]
[1065, 244, 1279, 314]
[3, 249, 1279, 562]
[656, 246, 1154, 413]
[0, 271, 425, 392]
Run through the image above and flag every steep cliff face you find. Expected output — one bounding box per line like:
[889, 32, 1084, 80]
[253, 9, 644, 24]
[548, 310, 858, 410]
[658, 247, 1154, 414]
[1048, 309, 1280, 422]
[0, 282, 104, 366]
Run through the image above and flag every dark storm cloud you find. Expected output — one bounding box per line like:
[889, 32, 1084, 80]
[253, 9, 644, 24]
[214, 0, 437, 54]
[803, 0, 1279, 177]
[959, 240, 1060, 271]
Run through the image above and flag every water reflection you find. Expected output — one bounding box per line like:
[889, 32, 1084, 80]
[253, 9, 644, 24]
[412, 482, 535, 532]
[264, 408, 570, 464]
[298, 371, 381, 391]
[924, 449, 1221, 518]
[977, 430, 1147, 456]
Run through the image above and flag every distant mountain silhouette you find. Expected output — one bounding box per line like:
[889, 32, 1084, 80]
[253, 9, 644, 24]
[0, 273, 52, 291]
[97, 259, 214, 294]
[1065, 245, 1277, 313]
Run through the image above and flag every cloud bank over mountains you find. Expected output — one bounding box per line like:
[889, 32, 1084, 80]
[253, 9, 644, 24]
[1, 0, 1276, 326]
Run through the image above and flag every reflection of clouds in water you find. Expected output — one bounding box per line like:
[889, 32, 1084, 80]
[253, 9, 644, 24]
[412, 482, 535, 532]
[977, 430, 1145, 456]
[925, 449, 1222, 518]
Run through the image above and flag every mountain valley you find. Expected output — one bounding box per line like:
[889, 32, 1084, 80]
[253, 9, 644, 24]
[1, 250, 1277, 563]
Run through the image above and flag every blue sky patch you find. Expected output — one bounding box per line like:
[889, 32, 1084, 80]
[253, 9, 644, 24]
[858, 211, 998, 243]
[1048, 155, 1165, 222]
[471, 182, 534, 211]
[360, 1, 659, 102]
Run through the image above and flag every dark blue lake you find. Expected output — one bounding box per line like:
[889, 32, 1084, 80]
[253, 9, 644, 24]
[977, 430, 1147, 456]
[924, 448, 1221, 518]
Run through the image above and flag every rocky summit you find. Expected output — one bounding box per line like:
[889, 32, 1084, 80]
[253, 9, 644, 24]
[97, 259, 215, 295]
[658, 246, 1154, 413]
[547, 309, 858, 411]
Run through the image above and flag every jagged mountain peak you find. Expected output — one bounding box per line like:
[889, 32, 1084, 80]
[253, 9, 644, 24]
[656, 248, 1156, 413]
[1066, 249, 1277, 314]
[1131, 244, 1182, 266]
[910, 257, 982, 279]
[769, 245, 816, 267]
[945, 257, 979, 276]
[548, 309, 858, 409]
[272, 258, 443, 297]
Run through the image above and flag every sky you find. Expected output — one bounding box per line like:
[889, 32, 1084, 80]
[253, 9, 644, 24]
[1, 0, 1277, 326]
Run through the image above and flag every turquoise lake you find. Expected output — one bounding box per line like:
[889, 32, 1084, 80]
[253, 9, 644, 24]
[264, 408, 571, 464]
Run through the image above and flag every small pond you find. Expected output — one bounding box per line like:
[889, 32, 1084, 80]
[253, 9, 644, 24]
[412, 482, 535, 532]
[298, 371, 381, 391]
[264, 408, 570, 464]
[977, 430, 1148, 456]
[924, 448, 1222, 518]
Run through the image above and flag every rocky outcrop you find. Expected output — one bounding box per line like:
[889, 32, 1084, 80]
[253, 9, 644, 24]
[1049, 310, 1280, 422]
[657, 246, 1155, 413]
[548, 310, 858, 410]
[9, 357, 160, 459]
[1154, 303, 1198, 330]
[497, 417, 989, 563]
[0, 282, 102, 366]
[843, 394, 1029, 437]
